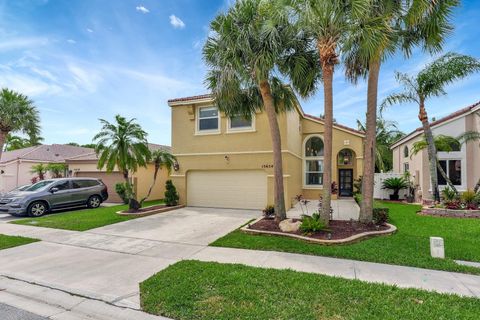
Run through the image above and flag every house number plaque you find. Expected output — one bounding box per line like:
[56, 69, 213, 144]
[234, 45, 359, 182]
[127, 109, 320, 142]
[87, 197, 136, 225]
[261, 164, 274, 168]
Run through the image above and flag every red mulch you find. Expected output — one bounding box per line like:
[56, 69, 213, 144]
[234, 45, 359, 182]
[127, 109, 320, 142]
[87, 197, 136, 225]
[124, 204, 166, 214]
[249, 218, 388, 240]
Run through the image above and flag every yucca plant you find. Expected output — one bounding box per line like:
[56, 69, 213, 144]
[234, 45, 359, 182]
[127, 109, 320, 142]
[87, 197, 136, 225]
[382, 177, 408, 201]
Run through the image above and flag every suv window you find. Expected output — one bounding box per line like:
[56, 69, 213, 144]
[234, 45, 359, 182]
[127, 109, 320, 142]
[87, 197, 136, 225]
[72, 180, 99, 189]
[54, 180, 71, 191]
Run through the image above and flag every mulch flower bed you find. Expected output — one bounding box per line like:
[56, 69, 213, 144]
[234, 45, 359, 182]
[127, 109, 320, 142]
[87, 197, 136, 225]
[249, 218, 389, 240]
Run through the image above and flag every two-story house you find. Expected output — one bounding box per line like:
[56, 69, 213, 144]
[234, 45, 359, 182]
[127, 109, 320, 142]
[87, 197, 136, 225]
[391, 101, 480, 202]
[168, 94, 365, 210]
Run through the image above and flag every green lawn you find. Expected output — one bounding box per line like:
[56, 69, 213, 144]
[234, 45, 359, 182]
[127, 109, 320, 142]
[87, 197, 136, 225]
[0, 234, 39, 250]
[11, 200, 164, 231]
[211, 202, 480, 274]
[140, 260, 480, 320]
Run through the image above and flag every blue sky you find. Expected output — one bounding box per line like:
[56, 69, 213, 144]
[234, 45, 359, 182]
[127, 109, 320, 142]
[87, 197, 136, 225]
[1, 0, 479, 146]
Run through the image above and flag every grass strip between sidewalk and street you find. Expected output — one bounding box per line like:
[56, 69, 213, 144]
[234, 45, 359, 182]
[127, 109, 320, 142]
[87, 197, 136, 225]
[210, 202, 480, 275]
[140, 260, 480, 320]
[11, 200, 163, 231]
[0, 234, 39, 250]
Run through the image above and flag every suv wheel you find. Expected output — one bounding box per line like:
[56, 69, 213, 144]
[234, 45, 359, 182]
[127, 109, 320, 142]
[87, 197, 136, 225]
[28, 201, 48, 217]
[87, 195, 101, 209]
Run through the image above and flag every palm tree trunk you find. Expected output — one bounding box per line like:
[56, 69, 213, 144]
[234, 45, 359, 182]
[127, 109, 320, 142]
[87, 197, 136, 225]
[0, 130, 7, 158]
[140, 164, 160, 205]
[360, 59, 380, 223]
[321, 63, 334, 224]
[259, 79, 287, 222]
[123, 169, 140, 211]
[474, 179, 480, 194]
[418, 100, 440, 203]
[436, 158, 458, 195]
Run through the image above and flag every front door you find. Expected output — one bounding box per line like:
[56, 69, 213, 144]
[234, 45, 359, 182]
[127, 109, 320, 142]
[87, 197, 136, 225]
[339, 169, 353, 197]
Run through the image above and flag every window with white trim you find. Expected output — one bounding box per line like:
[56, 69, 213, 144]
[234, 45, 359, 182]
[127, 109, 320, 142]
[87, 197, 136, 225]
[437, 159, 462, 186]
[304, 136, 324, 186]
[228, 114, 254, 131]
[197, 106, 219, 132]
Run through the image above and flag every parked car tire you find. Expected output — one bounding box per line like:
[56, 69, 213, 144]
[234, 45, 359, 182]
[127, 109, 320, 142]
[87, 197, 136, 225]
[87, 195, 102, 209]
[27, 201, 48, 217]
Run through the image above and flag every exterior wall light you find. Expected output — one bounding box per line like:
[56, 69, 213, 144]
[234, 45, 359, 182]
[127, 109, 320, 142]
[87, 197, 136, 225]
[173, 161, 180, 171]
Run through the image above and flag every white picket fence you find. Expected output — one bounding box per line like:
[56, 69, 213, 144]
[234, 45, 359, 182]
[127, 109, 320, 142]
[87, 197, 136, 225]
[374, 172, 408, 200]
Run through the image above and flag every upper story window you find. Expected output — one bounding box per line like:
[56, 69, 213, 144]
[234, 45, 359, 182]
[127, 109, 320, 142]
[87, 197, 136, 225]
[228, 114, 254, 132]
[197, 106, 219, 133]
[403, 146, 409, 158]
[438, 159, 462, 186]
[304, 136, 324, 186]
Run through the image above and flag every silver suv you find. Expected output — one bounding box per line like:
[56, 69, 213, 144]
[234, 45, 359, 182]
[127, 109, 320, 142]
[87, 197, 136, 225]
[0, 178, 109, 217]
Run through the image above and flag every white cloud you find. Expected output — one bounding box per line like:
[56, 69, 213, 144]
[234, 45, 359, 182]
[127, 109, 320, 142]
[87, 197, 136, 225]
[68, 64, 103, 93]
[67, 39, 76, 44]
[136, 5, 149, 14]
[0, 37, 49, 52]
[86, 28, 93, 33]
[169, 15, 185, 29]
[0, 72, 62, 97]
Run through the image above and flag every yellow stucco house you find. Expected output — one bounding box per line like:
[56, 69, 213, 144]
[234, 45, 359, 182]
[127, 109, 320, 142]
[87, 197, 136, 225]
[168, 94, 365, 210]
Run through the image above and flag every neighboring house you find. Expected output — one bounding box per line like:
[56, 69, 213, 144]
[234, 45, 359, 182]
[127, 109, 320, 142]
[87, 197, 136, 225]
[0, 144, 93, 192]
[66, 144, 171, 203]
[391, 101, 480, 202]
[167, 94, 365, 210]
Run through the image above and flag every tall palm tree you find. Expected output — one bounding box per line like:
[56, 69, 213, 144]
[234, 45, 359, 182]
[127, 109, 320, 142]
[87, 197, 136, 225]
[0, 88, 41, 159]
[344, 0, 458, 221]
[140, 149, 176, 205]
[291, 0, 359, 222]
[93, 115, 150, 210]
[382, 53, 480, 202]
[203, 0, 319, 221]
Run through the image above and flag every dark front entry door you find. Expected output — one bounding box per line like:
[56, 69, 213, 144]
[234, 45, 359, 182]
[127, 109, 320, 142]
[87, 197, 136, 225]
[339, 169, 353, 197]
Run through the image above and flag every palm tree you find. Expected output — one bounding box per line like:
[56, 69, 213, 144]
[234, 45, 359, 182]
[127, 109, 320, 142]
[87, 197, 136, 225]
[291, 0, 356, 222]
[140, 149, 176, 205]
[410, 131, 480, 194]
[30, 164, 47, 181]
[382, 53, 480, 202]
[46, 163, 68, 178]
[0, 88, 41, 159]
[344, 0, 458, 221]
[356, 116, 404, 172]
[93, 115, 150, 210]
[203, 0, 319, 221]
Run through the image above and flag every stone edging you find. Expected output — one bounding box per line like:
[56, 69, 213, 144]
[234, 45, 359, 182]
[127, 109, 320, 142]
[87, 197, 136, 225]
[421, 207, 480, 218]
[241, 217, 397, 245]
[116, 204, 185, 217]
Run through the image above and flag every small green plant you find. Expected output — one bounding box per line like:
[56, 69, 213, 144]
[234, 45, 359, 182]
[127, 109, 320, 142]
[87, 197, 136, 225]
[354, 193, 362, 205]
[115, 182, 129, 204]
[441, 186, 459, 202]
[300, 213, 326, 233]
[461, 190, 476, 204]
[353, 176, 362, 194]
[382, 177, 408, 200]
[262, 205, 275, 219]
[372, 207, 389, 225]
[164, 180, 179, 206]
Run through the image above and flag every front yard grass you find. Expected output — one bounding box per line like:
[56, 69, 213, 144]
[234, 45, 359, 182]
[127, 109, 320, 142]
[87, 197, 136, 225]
[0, 234, 38, 250]
[211, 202, 480, 274]
[11, 200, 164, 231]
[140, 260, 480, 320]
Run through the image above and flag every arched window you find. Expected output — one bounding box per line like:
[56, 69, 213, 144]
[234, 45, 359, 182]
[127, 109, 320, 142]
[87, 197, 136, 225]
[338, 149, 354, 166]
[403, 146, 409, 158]
[304, 136, 324, 186]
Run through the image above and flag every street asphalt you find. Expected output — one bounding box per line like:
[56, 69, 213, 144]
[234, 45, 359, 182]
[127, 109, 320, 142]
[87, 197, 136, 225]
[0, 303, 47, 320]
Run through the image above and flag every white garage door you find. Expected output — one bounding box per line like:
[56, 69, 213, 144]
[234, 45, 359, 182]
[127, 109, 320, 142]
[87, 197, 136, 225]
[187, 170, 267, 209]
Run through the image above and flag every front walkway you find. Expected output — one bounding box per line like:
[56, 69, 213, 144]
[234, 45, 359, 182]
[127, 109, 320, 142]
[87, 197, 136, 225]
[0, 206, 478, 318]
[288, 198, 359, 220]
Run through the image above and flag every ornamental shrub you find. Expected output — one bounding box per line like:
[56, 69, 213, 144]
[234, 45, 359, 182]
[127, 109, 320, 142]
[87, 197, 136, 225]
[115, 182, 129, 204]
[300, 213, 326, 233]
[164, 180, 179, 206]
[372, 207, 389, 225]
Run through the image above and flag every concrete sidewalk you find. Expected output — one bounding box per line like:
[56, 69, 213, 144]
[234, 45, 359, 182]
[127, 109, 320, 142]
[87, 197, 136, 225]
[191, 247, 480, 298]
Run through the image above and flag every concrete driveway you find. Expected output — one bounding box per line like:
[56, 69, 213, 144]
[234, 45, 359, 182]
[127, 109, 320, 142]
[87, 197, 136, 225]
[0, 207, 258, 310]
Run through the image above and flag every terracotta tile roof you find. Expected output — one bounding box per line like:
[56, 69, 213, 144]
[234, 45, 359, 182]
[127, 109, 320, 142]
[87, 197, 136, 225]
[168, 94, 213, 104]
[304, 114, 365, 135]
[391, 100, 480, 147]
[65, 144, 171, 162]
[0, 144, 94, 164]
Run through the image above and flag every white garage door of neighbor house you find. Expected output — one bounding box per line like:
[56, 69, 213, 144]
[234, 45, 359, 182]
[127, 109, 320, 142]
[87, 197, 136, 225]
[187, 170, 267, 210]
